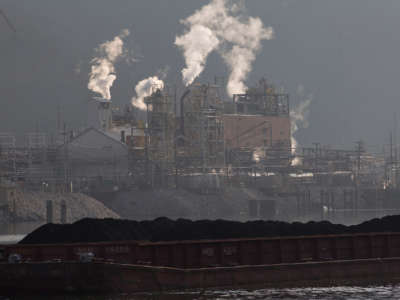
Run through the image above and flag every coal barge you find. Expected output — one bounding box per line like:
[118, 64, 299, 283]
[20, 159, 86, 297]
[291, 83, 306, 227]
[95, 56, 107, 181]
[1, 217, 400, 294]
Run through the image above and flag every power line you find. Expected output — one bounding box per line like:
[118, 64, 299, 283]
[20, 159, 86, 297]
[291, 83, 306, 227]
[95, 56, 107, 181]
[0, 9, 16, 33]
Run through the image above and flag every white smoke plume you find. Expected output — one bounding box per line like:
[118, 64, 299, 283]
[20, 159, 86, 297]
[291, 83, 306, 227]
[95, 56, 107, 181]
[131, 76, 164, 110]
[88, 29, 130, 100]
[223, 46, 256, 96]
[175, 25, 219, 86]
[175, 0, 273, 95]
[290, 86, 313, 166]
[221, 16, 273, 96]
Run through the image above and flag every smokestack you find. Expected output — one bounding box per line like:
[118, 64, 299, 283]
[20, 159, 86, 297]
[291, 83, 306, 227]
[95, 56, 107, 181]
[131, 76, 164, 110]
[121, 130, 126, 143]
[88, 98, 113, 131]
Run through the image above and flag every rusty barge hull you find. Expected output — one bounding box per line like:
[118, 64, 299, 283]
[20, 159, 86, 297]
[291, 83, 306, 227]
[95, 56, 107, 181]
[1, 232, 400, 293]
[6, 232, 400, 267]
[1, 258, 400, 294]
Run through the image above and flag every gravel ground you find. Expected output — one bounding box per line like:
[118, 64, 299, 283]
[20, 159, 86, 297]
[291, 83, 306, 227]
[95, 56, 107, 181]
[2, 191, 119, 223]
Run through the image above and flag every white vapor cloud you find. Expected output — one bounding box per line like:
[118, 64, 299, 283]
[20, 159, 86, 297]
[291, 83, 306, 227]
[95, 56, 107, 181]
[175, 25, 219, 86]
[175, 0, 273, 95]
[88, 29, 130, 100]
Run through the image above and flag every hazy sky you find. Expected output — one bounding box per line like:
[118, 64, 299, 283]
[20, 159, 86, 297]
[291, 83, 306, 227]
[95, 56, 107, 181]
[1, 0, 399, 150]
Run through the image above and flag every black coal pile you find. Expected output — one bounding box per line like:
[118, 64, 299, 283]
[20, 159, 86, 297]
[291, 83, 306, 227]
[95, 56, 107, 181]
[19, 215, 400, 245]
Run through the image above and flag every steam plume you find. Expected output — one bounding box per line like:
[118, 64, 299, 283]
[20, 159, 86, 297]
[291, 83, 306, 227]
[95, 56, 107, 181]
[252, 147, 265, 163]
[131, 76, 164, 110]
[88, 29, 129, 100]
[175, 25, 219, 86]
[175, 0, 273, 95]
[223, 46, 255, 96]
[290, 86, 313, 166]
[221, 15, 273, 96]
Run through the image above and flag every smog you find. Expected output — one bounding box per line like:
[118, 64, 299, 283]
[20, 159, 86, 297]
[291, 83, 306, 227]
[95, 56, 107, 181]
[1, 0, 400, 297]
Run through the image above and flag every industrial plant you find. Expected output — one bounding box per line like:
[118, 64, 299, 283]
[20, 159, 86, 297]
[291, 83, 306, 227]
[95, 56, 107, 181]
[2, 0, 400, 295]
[1, 78, 399, 224]
[0, 0, 399, 230]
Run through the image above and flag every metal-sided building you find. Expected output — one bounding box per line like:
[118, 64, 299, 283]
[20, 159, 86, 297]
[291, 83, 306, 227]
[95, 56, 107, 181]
[57, 127, 131, 191]
[223, 79, 292, 167]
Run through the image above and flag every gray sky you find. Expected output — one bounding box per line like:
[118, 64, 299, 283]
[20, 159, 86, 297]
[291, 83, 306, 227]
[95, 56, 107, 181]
[1, 0, 399, 150]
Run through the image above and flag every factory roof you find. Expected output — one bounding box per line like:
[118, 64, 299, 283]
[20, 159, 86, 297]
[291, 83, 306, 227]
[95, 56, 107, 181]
[60, 127, 128, 149]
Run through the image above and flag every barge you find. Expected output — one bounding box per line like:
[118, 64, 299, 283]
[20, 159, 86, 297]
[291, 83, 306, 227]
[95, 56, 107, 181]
[1, 232, 400, 293]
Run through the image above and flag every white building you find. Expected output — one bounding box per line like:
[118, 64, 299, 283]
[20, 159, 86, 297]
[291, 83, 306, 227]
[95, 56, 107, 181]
[59, 127, 131, 189]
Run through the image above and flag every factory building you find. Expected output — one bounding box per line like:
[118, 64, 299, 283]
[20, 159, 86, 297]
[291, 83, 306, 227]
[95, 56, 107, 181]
[223, 115, 290, 152]
[54, 98, 144, 192]
[58, 127, 129, 179]
[223, 79, 291, 167]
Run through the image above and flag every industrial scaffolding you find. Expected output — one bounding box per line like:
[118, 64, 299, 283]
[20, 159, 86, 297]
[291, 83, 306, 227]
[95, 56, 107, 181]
[0, 133, 17, 180]
[140, 84, 227, 190]
[176, 84, 225, 174]
[145, 88, 176, 187]
[0, 132, 70, 191]
[232, 79, 290, 117]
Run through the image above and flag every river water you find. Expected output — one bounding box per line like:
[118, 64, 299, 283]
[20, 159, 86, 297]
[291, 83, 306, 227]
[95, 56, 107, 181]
[0, 221, 43, 245]
[4, 285, 399, 300]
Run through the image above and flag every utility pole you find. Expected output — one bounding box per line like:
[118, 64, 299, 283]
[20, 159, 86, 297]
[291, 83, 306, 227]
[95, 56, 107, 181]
[383, 143, 388, 188]
[312, 142, 320, 172]
[355, 140, 363, 179]
[353, 140, 363, 217]
[390, 131, 393, 188]
[394, 113, 398, 188]
[145, 102, 150, 187]
[174, 85, 178, 188]
[57, 104, 61, 137]
[62, 123, 69, 193]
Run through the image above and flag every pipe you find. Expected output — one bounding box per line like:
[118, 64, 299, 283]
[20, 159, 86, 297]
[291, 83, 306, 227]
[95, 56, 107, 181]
[180, 90, 191, 136]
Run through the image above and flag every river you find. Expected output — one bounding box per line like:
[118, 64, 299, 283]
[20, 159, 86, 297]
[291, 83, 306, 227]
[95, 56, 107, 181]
[0, 221, 43, 245]
[1, 285, 397, 299]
